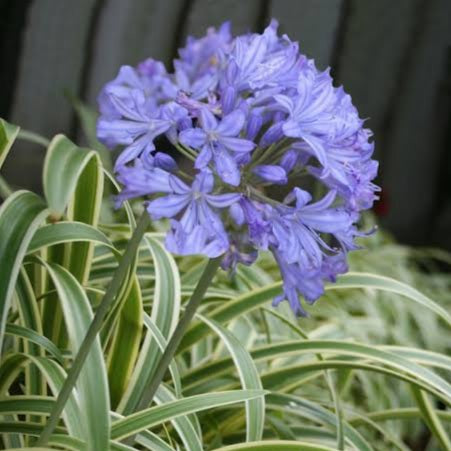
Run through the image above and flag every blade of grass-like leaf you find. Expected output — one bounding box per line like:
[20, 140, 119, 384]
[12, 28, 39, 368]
[118, 315, 203, 447]
[338, 410, 409, 451]
[0, 399, 171, 451]
[380, 346, 451, 371]
[0, 118, 20, 170]
[261, 360, 451, 405]
[179, 272, 451, 352]
[411, 387, 451, 450]
[41, 135, 102, 348]
[15, 269, 46, 419]
[119, 313, 183, 410]
[117, 235, 181, 414]
[334, 272, 451, 327]
[0, 396, 54, 416]
[349, 407, 451, 424]
[214, 440, 337, 450]
[183, 340, 451, 400]
[0, 191, 48, 353]
[43, 135, 97, 217]
[28, 221, 115, 256]
[4, 448, 54, 451]
[154, 385, 203, 451]
[5, 324, 63, 364]
[107, 278, 143, 408]
[0, 354, 84, 439]
[196, 313, 265, 442]
[266, 341, 451, 401]
[259, 307, 344, 450]
[145, 234, 181, 339]
[111, 390, 267, 440]
[266, 393, 372, 451]
[41, 262, 110, 450]
[111, 411, 177, 451]
[66, 151, 104, 284]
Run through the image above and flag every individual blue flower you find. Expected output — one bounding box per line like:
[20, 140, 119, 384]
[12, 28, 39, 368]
[147, 171, 241, 256]
[114, 158, 172, 206]
[97, 90, 171, 169]
[179, 108, 255, 186]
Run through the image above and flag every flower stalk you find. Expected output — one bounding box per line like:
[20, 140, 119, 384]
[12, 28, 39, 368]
[124, 256, 222, 445]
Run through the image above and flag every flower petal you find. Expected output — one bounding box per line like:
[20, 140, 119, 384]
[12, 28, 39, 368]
[169, 174, 190, 194]
[206, 193, 241, 208]
[199, 108, 218, 131]
[179, 128, 207, 149]
[219, 136, 255, 153]
[215, 110, 245, 136]
[147, 194, 190, 219]
[195, 144, 213, 169]
[214, 149, 240, 186]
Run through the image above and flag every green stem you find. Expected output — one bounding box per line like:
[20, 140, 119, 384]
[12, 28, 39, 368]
[124, 256, 222, 445]
[35, 212, 150, 446]
[174, 143, 197, 162]
[17, 129, 50, 148]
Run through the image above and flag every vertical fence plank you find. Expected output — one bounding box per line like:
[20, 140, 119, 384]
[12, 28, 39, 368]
[84, 0, 186, 108]
[181, 0, 263, 42]
[335, 0, 423, 158]
[382, 0, 451, 243]
[269, 0, 343, 69]
[5, 0, 97, 191]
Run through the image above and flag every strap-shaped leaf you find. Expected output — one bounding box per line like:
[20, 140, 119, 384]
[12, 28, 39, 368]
[0, 118, 20, 170]
[180, 272, 451, 352]
[196, 313, 265, 442]
[107, 278, 143, 408]
[43, 134, 98, 216]
[0, 191, 47, 353]
[28, 221, 115, 255]
[42, 262, 110, 450]
[66, 148, 104, 284]
[118, 315, 184, 414]
[5, 324, 63, 364]
[111, 390, 267, 440]
[0, 354, 84, 439]
[214, 440, 336, 450]
[146, 234, 181, 339]
[154, 385, 203, 451]
[266, 393, 372, 451]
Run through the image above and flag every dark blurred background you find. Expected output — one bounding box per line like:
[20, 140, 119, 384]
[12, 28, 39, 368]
[1, 0, 450, 249]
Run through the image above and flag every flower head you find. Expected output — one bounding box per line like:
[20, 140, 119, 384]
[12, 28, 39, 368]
[97, 20, 379, 316]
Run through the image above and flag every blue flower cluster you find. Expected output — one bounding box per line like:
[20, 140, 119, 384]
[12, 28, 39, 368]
[97, 21, 379, 316]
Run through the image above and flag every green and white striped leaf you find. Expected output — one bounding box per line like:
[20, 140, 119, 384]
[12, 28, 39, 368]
[5, 324, 63, 364]
[42, 134, 98, 216]
[0, 191, 47, 353]
[42, 262, 110, 450]
[180, 272, 451, 352]
[0, 118, 20, 170]
[196, 313, 265, 442]
[111, 390, 267, 440]
[214, 440, 337, 451]
[107, 278, 143, 408]
[0, 354, 84, 439]
[28, 221, 115, 255]
[145, 234, 181, 339]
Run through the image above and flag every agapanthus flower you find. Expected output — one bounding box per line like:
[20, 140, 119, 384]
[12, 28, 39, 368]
[97, 19, 379, 316]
